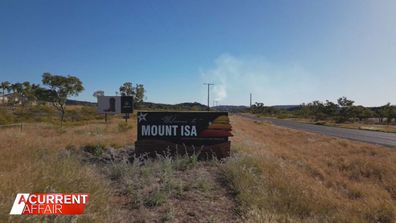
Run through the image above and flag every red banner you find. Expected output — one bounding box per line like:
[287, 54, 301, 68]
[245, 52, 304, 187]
[10, 193, 89, 215]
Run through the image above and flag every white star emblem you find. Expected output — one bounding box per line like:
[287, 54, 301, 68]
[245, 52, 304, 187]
[138, 113, 148, 123]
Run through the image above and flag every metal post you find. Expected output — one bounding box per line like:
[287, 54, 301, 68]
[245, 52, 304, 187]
[203, 83, 214, 111]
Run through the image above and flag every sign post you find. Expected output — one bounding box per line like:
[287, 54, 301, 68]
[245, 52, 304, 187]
[135, 112, 232, 159]
[97, 96, 134, 122]
[121, 96, 133, 123]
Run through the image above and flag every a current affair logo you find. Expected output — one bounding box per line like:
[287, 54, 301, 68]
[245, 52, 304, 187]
[10, 193, 89, 215]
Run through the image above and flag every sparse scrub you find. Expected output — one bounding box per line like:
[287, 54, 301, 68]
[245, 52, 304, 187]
[1, 140, 111, 223]
[4, 110, 393, 222]
[0, 108, 14, 124]
[0, 118, 136, 223]
[228, 116, 396, 222]
[117, 122, 132, 132]
[222, 153, 338, 222]
[83, 143, 106, 157]
[0, 122, 236, 222]
[144, 190, 167, 207]
[172, 152, 200, 171]
[0, 104, 103, 127]
[97, 153, 238, 222]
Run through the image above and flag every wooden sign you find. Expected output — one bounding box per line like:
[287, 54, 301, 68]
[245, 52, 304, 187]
[135, 112, 232, 158]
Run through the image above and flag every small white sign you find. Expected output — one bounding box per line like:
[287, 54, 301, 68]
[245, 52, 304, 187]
[97, 96, 121, 114]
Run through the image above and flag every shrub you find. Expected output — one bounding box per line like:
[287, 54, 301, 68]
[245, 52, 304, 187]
[118, 122, 132, 132]
[83, 143, 105, 157]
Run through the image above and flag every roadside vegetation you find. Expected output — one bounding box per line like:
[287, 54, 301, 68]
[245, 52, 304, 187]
[251, 97, 396, 133]
[1, 109, 396, 222]
[0, 105, 103, 126]
[1, 76, 206, 127]
[1, 75, 147, 126]
[0, 120, 130, 223]
[227, 116, 396, 222]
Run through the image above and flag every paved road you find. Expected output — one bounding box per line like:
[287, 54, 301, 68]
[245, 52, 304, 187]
[238, 114, 396, 148]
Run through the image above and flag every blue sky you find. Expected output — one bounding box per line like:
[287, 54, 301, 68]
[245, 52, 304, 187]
[0, 0, 395, 106]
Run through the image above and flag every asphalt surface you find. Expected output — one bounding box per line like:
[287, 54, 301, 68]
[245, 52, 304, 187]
[238, 114, 396, 148]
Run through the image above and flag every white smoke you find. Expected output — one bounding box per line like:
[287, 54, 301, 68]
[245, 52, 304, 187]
[201, 54, 319, 105]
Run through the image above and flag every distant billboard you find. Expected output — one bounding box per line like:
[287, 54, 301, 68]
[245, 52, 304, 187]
[97, 96, 133, 114]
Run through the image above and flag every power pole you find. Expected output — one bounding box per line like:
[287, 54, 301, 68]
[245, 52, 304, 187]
[203, 83, 214, 111]
[250, 93, 252, 108]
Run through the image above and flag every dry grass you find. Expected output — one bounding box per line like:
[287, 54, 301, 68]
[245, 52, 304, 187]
[2, 112, 396, 222]
[99, 154, 239, 223]
[224, 115, 396, 222]
[0, 116, 239, 222]
[0, 118, 135, 222]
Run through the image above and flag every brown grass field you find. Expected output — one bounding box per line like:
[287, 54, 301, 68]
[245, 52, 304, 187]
[228, 115, 396, 222]
[1, 111, 396, 222]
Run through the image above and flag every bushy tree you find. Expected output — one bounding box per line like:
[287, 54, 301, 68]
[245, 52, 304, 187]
[251, 102, 264, 114]
[378, 103, 396, 124]
[19, 81, 40, 106]
[354, 105, 374, 122]
[10, 83, 23, 105]
[119, 82, 133, 96]
[308, 101, 327, 121]
[0, 81, 10, 105]
[119, 82, 145, 107]
[323, 100, 339, 117]
[41, 73, 84, 127]
[336, 97, 355, 123]
[135, 84, 145, 103]
[389, 106, 396, 124]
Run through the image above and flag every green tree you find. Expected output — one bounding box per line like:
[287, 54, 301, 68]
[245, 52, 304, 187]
[0, 81, 10, 105]
[135, 84, 145, 103]
[119, 82, 134, 96]
[308, 101, 326, 121]
[337, 97, 354, 107]
[41, 73, 84, 127]
[337, 97, 355, 123]
[20, 81, 38, 106]
[380, 103, 396, 124]
[250, 102, 264, 114]
[119, 82, 145, 108]
[323, 100, 339, 118]
[29, 84, 41, 102]
[354, 105, 374, 122]
[11, 83, 23, 105]
[389, 106, 396, 124]
[297, 103, 310, 118]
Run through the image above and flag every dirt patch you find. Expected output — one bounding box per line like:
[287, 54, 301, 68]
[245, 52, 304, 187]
[164, 165, 239, 223]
